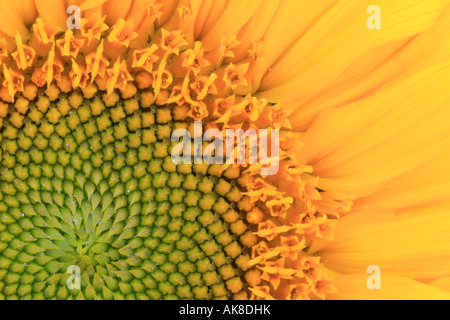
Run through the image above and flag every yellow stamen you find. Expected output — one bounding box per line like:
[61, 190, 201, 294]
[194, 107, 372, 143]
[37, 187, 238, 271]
[86, 39, 109, 82]
[13, 32, 30, 70]
[106, 58, 133, 95]
[69, 59, 87, 89]
[56, 29, 85, 58]
[132, 44, 159, 73]
[248, 286, 275, 300]
[3, 66, 23, 102]
[194, 73, 218, 100]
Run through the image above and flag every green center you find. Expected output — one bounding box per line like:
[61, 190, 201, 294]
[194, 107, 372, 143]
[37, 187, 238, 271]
[0, 93, 252, 300]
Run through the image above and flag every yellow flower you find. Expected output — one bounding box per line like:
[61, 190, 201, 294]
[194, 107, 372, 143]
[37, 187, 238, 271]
[1, 0, 450, 300]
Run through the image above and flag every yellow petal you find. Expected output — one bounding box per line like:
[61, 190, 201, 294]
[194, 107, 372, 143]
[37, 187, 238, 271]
[315, 209, 450, 280]
[34, 0, 67, 30]
[353, 148, 450, 212]
[431, 277, 450, 293]
[199, 0, 263, 52]
[194, 0, 229, 40]
[80, 0, 108, 11]
[103, 0, 133, 26]
[125, 0, 153, 29]
[14, 0, 38, 26]
[0, 0, 37, 37]
[297, 61, 450, 198]
[286, 38, 411, 131]
[289, 5, 450, 131]
[257, 0, 450, 105]
[327, 274, 450, 300]
[156, 0, 179, 27]
[230, 0, 281, 62]
[250, 0, 338, 92]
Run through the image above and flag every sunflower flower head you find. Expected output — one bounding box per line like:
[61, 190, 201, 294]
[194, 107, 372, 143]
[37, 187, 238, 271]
[2, 0, 450, 301]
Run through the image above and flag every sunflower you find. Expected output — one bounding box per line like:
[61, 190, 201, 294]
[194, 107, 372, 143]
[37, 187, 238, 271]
[1, 0, 450, 300]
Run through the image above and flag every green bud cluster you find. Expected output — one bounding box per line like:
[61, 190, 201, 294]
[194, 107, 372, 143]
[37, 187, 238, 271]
[0, 95, 250, 300]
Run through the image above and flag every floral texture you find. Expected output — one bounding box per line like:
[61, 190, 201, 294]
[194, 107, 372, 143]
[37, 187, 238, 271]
[1, 0, 450, 300]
